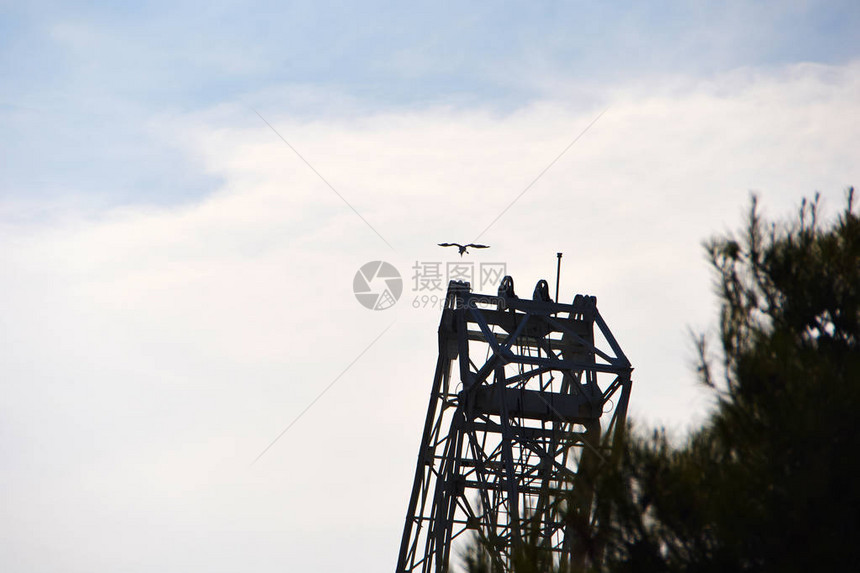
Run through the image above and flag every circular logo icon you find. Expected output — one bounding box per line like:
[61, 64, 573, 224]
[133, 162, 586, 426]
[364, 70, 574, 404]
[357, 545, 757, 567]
[353, 261, 403, 310]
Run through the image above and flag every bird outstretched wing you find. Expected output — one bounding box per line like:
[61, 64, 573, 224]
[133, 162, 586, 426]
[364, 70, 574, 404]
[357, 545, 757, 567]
[466, 243, 489, 249]
[438, 242, 463, 248]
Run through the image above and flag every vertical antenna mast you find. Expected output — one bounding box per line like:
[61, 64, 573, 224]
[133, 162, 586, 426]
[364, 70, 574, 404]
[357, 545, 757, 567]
[556, 252, 563, 302]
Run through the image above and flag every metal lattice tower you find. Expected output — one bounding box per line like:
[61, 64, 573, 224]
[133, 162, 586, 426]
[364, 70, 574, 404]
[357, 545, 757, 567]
[396, 277, 633, 572]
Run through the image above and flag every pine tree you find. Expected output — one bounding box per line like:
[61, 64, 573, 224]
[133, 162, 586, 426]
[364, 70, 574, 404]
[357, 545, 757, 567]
[466, 189, 860, 572]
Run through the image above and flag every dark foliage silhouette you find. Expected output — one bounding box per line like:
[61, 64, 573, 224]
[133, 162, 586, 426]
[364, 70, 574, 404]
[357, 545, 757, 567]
[465, 189, 860, 572]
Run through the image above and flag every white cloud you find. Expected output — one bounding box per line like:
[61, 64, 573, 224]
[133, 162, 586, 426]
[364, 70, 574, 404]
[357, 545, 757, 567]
[2, 60, 859, 572]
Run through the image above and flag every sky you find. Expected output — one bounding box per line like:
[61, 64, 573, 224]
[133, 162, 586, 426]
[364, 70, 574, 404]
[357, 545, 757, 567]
[2, 2, 860, 572]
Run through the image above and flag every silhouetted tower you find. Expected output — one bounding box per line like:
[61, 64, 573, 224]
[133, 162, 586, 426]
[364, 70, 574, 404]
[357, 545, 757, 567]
[397, 277, 633, 572]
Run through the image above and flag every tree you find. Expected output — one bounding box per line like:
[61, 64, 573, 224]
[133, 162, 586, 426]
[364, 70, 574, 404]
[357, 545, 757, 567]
[466, 189, 860, 572]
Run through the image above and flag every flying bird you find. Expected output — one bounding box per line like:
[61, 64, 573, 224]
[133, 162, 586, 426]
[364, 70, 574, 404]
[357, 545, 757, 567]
[438, 242, 490, 257]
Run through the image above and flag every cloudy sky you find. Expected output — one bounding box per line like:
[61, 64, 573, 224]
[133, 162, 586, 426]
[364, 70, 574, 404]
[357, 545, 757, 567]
[2, 2, 860, 572]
